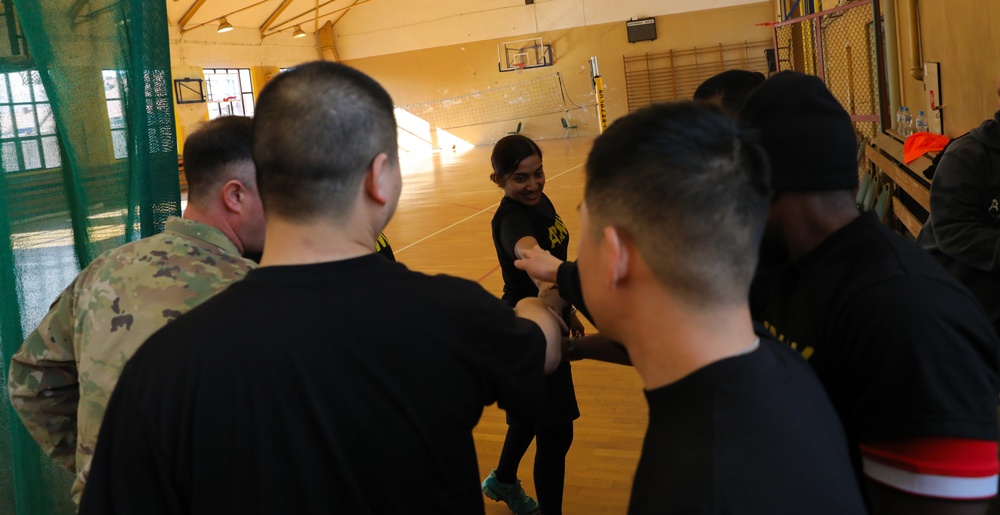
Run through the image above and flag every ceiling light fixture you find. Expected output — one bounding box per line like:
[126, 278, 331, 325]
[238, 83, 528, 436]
[217, 17, 234, 33]
[292, 25, 306, 38]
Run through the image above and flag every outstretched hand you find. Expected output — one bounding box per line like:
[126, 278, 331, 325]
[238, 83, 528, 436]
[514, 246, 563, 284]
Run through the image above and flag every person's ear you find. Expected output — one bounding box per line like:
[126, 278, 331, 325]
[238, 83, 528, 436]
[364, 152, 393, 206]
[602, 226, 630, 288]
[221, 179, 248, 213]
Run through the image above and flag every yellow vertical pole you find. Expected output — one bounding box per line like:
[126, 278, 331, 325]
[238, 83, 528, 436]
[595, 76, 608, 133]
[591, 56, 608, 133]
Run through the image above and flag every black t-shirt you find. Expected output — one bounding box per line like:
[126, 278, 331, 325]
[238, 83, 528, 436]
[79, 254, 547, 515]
[491, 192, 579, 425]
[629, 338, 866, 514]
[750, 212, 1000, 471]
[492, 193, 569, 303]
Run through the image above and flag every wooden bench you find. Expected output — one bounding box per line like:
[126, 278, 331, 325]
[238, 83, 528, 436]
[865, 134, 933, 238]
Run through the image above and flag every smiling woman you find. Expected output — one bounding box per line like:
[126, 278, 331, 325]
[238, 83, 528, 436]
[485, 134, 582, 515]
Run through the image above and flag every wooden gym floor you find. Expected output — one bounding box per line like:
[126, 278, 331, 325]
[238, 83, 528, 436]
[388, 136, 646, 514]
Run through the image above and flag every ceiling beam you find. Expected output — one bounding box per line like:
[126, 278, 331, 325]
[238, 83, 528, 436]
[178, 0, 208, 32]
[182, 0, 274, 34]
[266, 0, 370, 36]
[260, 0, 294, 35]
[327, 0, 359, 29]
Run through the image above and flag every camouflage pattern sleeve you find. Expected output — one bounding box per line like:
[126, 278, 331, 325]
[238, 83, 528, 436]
[7, 281, 81, 472]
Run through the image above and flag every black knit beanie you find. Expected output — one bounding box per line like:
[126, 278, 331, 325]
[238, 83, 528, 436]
[738, 71, 858, 191]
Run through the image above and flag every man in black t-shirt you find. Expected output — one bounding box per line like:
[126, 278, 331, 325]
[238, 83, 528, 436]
[575, 101, 864, 514]
[740, 71, 1000, 514]
[79, 62, 565, 515]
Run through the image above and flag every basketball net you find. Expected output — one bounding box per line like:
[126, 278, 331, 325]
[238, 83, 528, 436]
[514, 63, 525, 75]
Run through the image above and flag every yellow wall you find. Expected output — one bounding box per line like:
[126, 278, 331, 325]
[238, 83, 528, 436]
[892, 0, 1000, 136]
[331, 0, 767, 60]
[343, 2, 773, 145]
[169, 25, 320, 141]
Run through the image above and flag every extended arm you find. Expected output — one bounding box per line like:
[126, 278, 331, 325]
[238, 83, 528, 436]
[8, 288, 81, 471]
[564, 334, 632, 366]
[514, 297, 563, 373]
[515, 245, 591, 321]
[513, 237, 557, 291]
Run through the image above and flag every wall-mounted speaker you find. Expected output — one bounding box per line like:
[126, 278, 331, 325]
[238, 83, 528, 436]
[626, 18, 656, 43]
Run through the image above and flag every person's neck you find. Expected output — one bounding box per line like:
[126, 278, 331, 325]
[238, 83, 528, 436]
[183, 203, 243, 254]
[259, 215, 376, 267]
[615, 287, 760, 391]
[782, 193, 859, 260]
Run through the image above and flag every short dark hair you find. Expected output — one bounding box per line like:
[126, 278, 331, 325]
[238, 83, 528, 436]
[490, 134, 543, 186]
[585, 101, 771, 307]
[252, 61, 399, 221]
[693, 70, 766, 114]
[183, 116, 255, 203]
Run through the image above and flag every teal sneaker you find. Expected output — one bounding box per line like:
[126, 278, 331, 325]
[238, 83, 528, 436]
[481, 470, 540, 515]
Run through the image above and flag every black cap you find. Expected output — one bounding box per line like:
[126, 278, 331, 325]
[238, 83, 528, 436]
[738, 71, 858, 191]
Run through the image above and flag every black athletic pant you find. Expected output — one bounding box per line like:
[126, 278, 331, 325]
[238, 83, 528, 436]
[495, 421, 574, 515]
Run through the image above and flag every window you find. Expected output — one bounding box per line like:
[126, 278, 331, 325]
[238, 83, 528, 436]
[0, 70, 60, 172]
[103, 70, 127, 159]
[102, 69, 174, 159]
[204, 68, 254, 119]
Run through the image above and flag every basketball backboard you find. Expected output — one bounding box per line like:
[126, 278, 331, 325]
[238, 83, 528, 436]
[498, 37, 553, 73]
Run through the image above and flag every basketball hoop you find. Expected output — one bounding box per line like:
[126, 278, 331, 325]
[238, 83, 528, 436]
[514, 63, 526, 74]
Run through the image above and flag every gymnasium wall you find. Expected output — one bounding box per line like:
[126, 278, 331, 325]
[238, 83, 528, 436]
[164, 2, 771, 148]
[891, 0, 1000, 137]
[331, 0, 766, 61]
[343, 2, 774, 146]
[167, 25, 319, 147]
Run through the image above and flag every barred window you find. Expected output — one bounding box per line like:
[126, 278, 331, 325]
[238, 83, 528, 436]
[0, 70, 60, 172]
[204, 68, 254, 119]
[103, 69, 174, 159]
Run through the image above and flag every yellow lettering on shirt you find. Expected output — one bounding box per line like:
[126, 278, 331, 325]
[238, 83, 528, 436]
[761, 319, 815, 361]
[548, 215, 569, 248]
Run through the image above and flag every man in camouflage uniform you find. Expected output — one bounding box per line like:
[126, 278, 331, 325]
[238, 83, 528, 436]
[7, 115, 265, 505]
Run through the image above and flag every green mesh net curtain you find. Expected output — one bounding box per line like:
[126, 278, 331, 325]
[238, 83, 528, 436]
[0, 0, 179, 512]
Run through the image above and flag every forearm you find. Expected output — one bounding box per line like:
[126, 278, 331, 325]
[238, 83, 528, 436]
[7, 291, 81, 469]
[932, 221, 1000, 271]
[514, 297, 563, 373]
[565, 334, 632, 365]
[8, 346, 80, 469]
[556, 261, 593, 323]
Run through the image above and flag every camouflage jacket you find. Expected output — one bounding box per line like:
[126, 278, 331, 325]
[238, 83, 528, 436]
[7, 216, 255, 504]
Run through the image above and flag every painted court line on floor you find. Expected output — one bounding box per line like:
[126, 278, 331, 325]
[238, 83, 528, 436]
[393, 162, 584, 255]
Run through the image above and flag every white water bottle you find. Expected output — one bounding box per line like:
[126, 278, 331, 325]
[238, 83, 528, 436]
[903, 107, 912, 137]
[915, 110, 927, 133]
[896, 106, 905, 137]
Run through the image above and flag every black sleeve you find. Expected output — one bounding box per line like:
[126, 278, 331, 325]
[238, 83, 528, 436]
[924, 147, 1000, 271]
[78, 361, 185, 515]
[497, 210, 536, 259]
[836, 278, 1000, 443]
[466, 284, 547, 423]
[556, 261, 593, 322]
